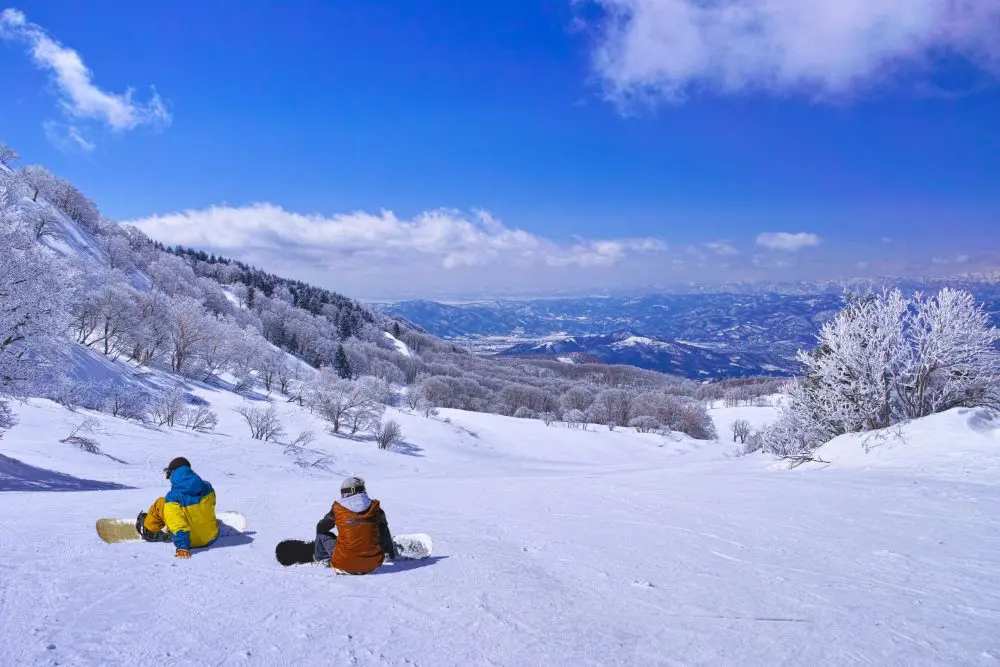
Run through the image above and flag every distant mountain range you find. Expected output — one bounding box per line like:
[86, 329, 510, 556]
[377, 287, 1000, 379]
[498, 330, 793, 379]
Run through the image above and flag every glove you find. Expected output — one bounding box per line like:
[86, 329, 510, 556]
[175, 549, 191, 559]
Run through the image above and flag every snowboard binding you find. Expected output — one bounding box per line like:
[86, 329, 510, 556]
[135, 512, 172, 543]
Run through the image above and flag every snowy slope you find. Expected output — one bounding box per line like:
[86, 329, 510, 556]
[796, 407, 1000, 480]
[2, 391, 1000, 666]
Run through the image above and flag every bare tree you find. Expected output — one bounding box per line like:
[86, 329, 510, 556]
[730, 419, 751, 444]
[564, 409, 588, 430]
[0, 400, 14, 436]
[405, 386, 425, 410]
[629, 415, 661, 433]
[372, 419, 403, 450]
[149, 389, 189, 427]
[60, 418, 102, 454]
[183, 407, 219, 433]
[289, 430, 316, 448]
[234, 402, 286, 441]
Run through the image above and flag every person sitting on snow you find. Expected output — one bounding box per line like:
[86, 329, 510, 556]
[314, 476, 397, 574]
[135, 457, 219, 559]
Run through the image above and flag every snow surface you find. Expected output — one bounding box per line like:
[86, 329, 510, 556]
[2, 386, 1000, 666]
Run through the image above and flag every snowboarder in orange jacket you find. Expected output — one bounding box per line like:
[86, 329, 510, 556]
[314, 476, 396, 574]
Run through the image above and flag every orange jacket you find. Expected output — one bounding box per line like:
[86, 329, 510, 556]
[329, 498, 390, 574]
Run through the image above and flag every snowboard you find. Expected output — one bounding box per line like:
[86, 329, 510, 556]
[275, 532, 433, 567]
[95, 511, 248, 544]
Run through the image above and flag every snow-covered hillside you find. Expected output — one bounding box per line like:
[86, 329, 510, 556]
[2, 389, 999, 666]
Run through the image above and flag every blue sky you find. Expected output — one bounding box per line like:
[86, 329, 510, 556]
[2, 1, 999, 298]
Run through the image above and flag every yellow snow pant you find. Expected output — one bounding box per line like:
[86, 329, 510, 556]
[143, 497, 168, 533]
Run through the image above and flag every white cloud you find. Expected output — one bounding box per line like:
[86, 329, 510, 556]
[704, 240, 739, 256]
[588, 0, 1000, 105]
[43, 121, 95, 152]
[127, 204, 669, 294]
[755, 232, 821, 252]
[1, 7, 170, 139]
[932, 253, 971, 265]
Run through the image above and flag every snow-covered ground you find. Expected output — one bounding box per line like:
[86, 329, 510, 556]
[2, 386, 999, 666]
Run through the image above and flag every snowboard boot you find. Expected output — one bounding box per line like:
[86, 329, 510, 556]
[135, 512, 172, 543]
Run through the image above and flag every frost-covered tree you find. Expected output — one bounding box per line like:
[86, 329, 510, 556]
[99, 382, 151, 420]
[166, 296, 213, 375]
[0, 224, 72, 391]
[588, 389, 634, 429]
[198, 318, 239, 382]
[15, 165, 56, 202]
[305, 369, 373, 434]
[127, 290, 171, 366]
[102, 235, 135, 272]
[228, 330, 269, 392]
[72, 282, 141, 357]
[0, 143, 19, 167]
[26, 208, 60, 240]
[561, 386, 595, 413]
[0, 399, 14, 438]
[146, 254, 199, 297]
[676, 402, 717, 440]
[897, 289, 1000, 418]
[764, 288, 1000, 456]
[49, 180, 99, 232]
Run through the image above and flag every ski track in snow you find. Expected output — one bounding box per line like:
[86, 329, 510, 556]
[1, 386, 999, 666]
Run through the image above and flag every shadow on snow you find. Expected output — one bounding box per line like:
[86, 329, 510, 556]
[207, 530, 256, 551]
[374, 555, 448, 574]
[0, 454, 133, 493]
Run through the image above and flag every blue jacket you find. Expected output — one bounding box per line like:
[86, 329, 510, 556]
[164, 466, 218, 550]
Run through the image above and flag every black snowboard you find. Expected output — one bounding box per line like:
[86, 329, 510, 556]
[275, 539, 317, 566]
[276, 533, 433, 567]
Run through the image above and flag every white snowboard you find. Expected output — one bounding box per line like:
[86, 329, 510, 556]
[391, 532, 433, 560]
[96, 511, 247, 544]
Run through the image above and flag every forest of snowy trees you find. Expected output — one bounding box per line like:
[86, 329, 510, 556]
[0, 142, 721, 442]
[3, 140, 997, 454]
